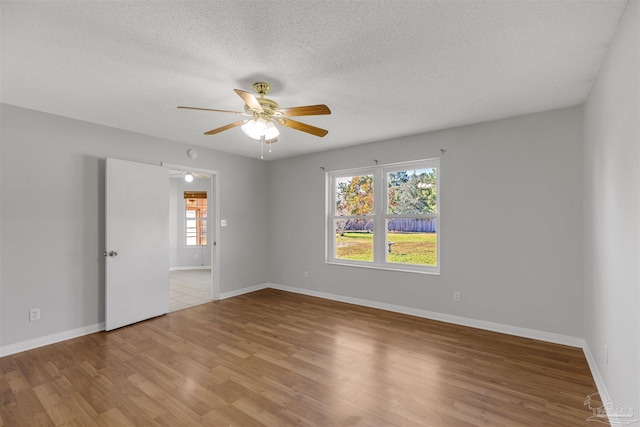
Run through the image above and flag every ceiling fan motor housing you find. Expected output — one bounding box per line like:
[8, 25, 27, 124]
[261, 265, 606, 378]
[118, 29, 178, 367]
[253, 82, 270, 95]
[244, 82, 281, 120]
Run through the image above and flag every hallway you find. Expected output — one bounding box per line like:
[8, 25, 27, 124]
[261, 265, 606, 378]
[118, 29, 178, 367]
[169, 269, 212, 311]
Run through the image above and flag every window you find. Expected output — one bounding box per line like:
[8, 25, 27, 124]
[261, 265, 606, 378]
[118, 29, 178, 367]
[185, 191, 207, 246]
[327, 159, 439, 274]
[334, 173, 375, 262]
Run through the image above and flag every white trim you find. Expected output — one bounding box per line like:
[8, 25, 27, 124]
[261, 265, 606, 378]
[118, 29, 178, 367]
[211, 172, 221, 300]
[162, 163, 216, 177]
[267, 283, 583, 347]
[326, 158, 440, 274]
[219, 283, 270, 300]
[1, 285, 618, 424]
[0, 323, 104, 357]
[583, 342, 610, 399]
[0, 282, 268, 357]
[169, 266, 211, 271]
[1, 285, 588, 362]
[162, 162, 221, 301]
[326, 261, 439, 275]
[582, 342, 620, 426]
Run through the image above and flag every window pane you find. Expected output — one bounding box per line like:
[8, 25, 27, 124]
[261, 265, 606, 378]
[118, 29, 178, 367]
[335, 219, 374, 262]
[199, 220, 207, 246]
[185, 191, 208, 246]
[386, 218, 437, 266]
[186, 219, 207, 246]
[388, 168, 437, 214]
[336, 175, 374, 216]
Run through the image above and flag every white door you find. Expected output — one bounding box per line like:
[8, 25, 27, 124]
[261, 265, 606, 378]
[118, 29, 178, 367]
[105, 158, 169, 331]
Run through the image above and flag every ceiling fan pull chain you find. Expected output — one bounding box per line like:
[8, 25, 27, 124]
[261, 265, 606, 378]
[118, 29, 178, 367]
[260, 135, 265, 160]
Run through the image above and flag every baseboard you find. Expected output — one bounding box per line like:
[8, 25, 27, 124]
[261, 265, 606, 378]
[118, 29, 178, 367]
[0, 322, 105, 357]
[169, 266, 211, 271]
[581, 343, 631, 426]
[266, 283, 584, 348]
[0, 284, 583, 361]
[0, 282, 267, 358]
[219, 283, 270, 300]
[583, 342, 611, 399]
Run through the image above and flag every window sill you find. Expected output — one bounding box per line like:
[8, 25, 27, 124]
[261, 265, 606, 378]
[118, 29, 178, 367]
[325, 261, 440, 275]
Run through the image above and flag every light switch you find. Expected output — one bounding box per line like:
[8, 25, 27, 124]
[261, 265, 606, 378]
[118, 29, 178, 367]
[221, 219, 228, 227]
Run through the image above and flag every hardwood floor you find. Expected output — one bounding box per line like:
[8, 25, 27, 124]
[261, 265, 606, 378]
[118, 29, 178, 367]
[1, 289, 603, 426]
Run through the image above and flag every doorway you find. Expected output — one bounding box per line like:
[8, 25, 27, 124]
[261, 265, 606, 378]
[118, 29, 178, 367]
[169, 269, 211, 311]
[164, 163, 220, 311]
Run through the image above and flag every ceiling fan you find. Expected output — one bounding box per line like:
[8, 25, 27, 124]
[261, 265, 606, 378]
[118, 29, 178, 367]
[178, 82, 331, 147]
[170, 171, 208, 183]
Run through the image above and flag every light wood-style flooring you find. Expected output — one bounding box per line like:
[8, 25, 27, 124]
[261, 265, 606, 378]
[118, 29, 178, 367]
[0, 289, 603, 426]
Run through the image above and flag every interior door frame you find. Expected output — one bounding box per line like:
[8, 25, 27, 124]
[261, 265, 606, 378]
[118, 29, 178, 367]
[163, 162, 220, 300]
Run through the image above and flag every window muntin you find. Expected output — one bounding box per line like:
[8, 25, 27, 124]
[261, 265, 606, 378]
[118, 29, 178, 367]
[327, 159, 439, 274]
[185, 191, 207, 246]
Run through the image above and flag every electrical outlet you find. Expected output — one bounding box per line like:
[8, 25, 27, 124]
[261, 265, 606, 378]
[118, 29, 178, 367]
[29, 308, 40, 322]
[453, 291, 461, 302]
[303, 271, 309, 279]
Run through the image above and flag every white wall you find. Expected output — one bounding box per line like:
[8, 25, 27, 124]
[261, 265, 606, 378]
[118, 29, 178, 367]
[583, 0, 639, 415]
[268, 106, 584, 338]
[0, 104, 269, 349]
[171, 177, 212, 268]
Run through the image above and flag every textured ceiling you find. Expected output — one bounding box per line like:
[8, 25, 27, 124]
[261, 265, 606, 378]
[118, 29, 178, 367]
[0, 1, 628, 160]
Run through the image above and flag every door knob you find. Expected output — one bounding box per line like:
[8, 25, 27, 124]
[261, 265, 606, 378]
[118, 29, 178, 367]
[108, 251, 118, 257]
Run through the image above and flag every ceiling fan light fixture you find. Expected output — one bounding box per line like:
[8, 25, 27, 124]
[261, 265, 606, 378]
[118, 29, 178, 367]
[264, 121, 280, 140]
[184, 173, 194, 183]
[241, 119, 260, 140]
[179, 82, 330, 158]
[242, 117, 279, 141]
[240, 117, 267, 139]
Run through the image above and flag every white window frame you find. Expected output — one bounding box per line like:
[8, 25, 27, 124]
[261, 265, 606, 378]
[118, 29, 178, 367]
[184, 193, 207, 247]
[326, 158, 440, 274]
